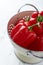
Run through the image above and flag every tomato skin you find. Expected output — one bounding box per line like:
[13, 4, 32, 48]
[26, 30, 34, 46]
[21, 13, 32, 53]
[31, 12, 39, 18]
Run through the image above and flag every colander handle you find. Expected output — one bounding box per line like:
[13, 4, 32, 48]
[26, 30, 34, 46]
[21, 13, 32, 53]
[18, 4, 39, 13]
[27, 50, 43, 59]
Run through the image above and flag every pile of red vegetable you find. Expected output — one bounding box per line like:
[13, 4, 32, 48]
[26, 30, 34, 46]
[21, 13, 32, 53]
[10, 11, 43, 51]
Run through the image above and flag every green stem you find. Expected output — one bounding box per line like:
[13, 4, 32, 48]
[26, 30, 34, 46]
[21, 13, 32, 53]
[37, 16, 43, 22]
[28, 22, 40, 30]
[25, 16, 30, 21]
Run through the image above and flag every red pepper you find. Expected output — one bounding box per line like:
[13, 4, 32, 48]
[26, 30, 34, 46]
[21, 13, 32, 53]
[40, 11, 43, 16]
[28, 35, 43, 51]
[22, 30, 37, 48]
[32, 25, 42, 35]
[18, 17, 30, 27]
[18, 19, 25, 23]
[11, 23, 24, 38]
[40, 22, 43, 33]
[28, 18, 37, 26]
[29, 12, 43, 35]
[18, 19, 28, 27]
[11, 22, 37, 48]
[31, 12, 39, 18]
[10, 11, 43, 50]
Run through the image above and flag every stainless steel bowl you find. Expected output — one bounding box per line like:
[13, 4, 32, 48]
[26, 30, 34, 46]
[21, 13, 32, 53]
[7, 4, 43, 64]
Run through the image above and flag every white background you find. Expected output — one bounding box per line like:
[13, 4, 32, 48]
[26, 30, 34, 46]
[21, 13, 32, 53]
[0, 0, 43, 65]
